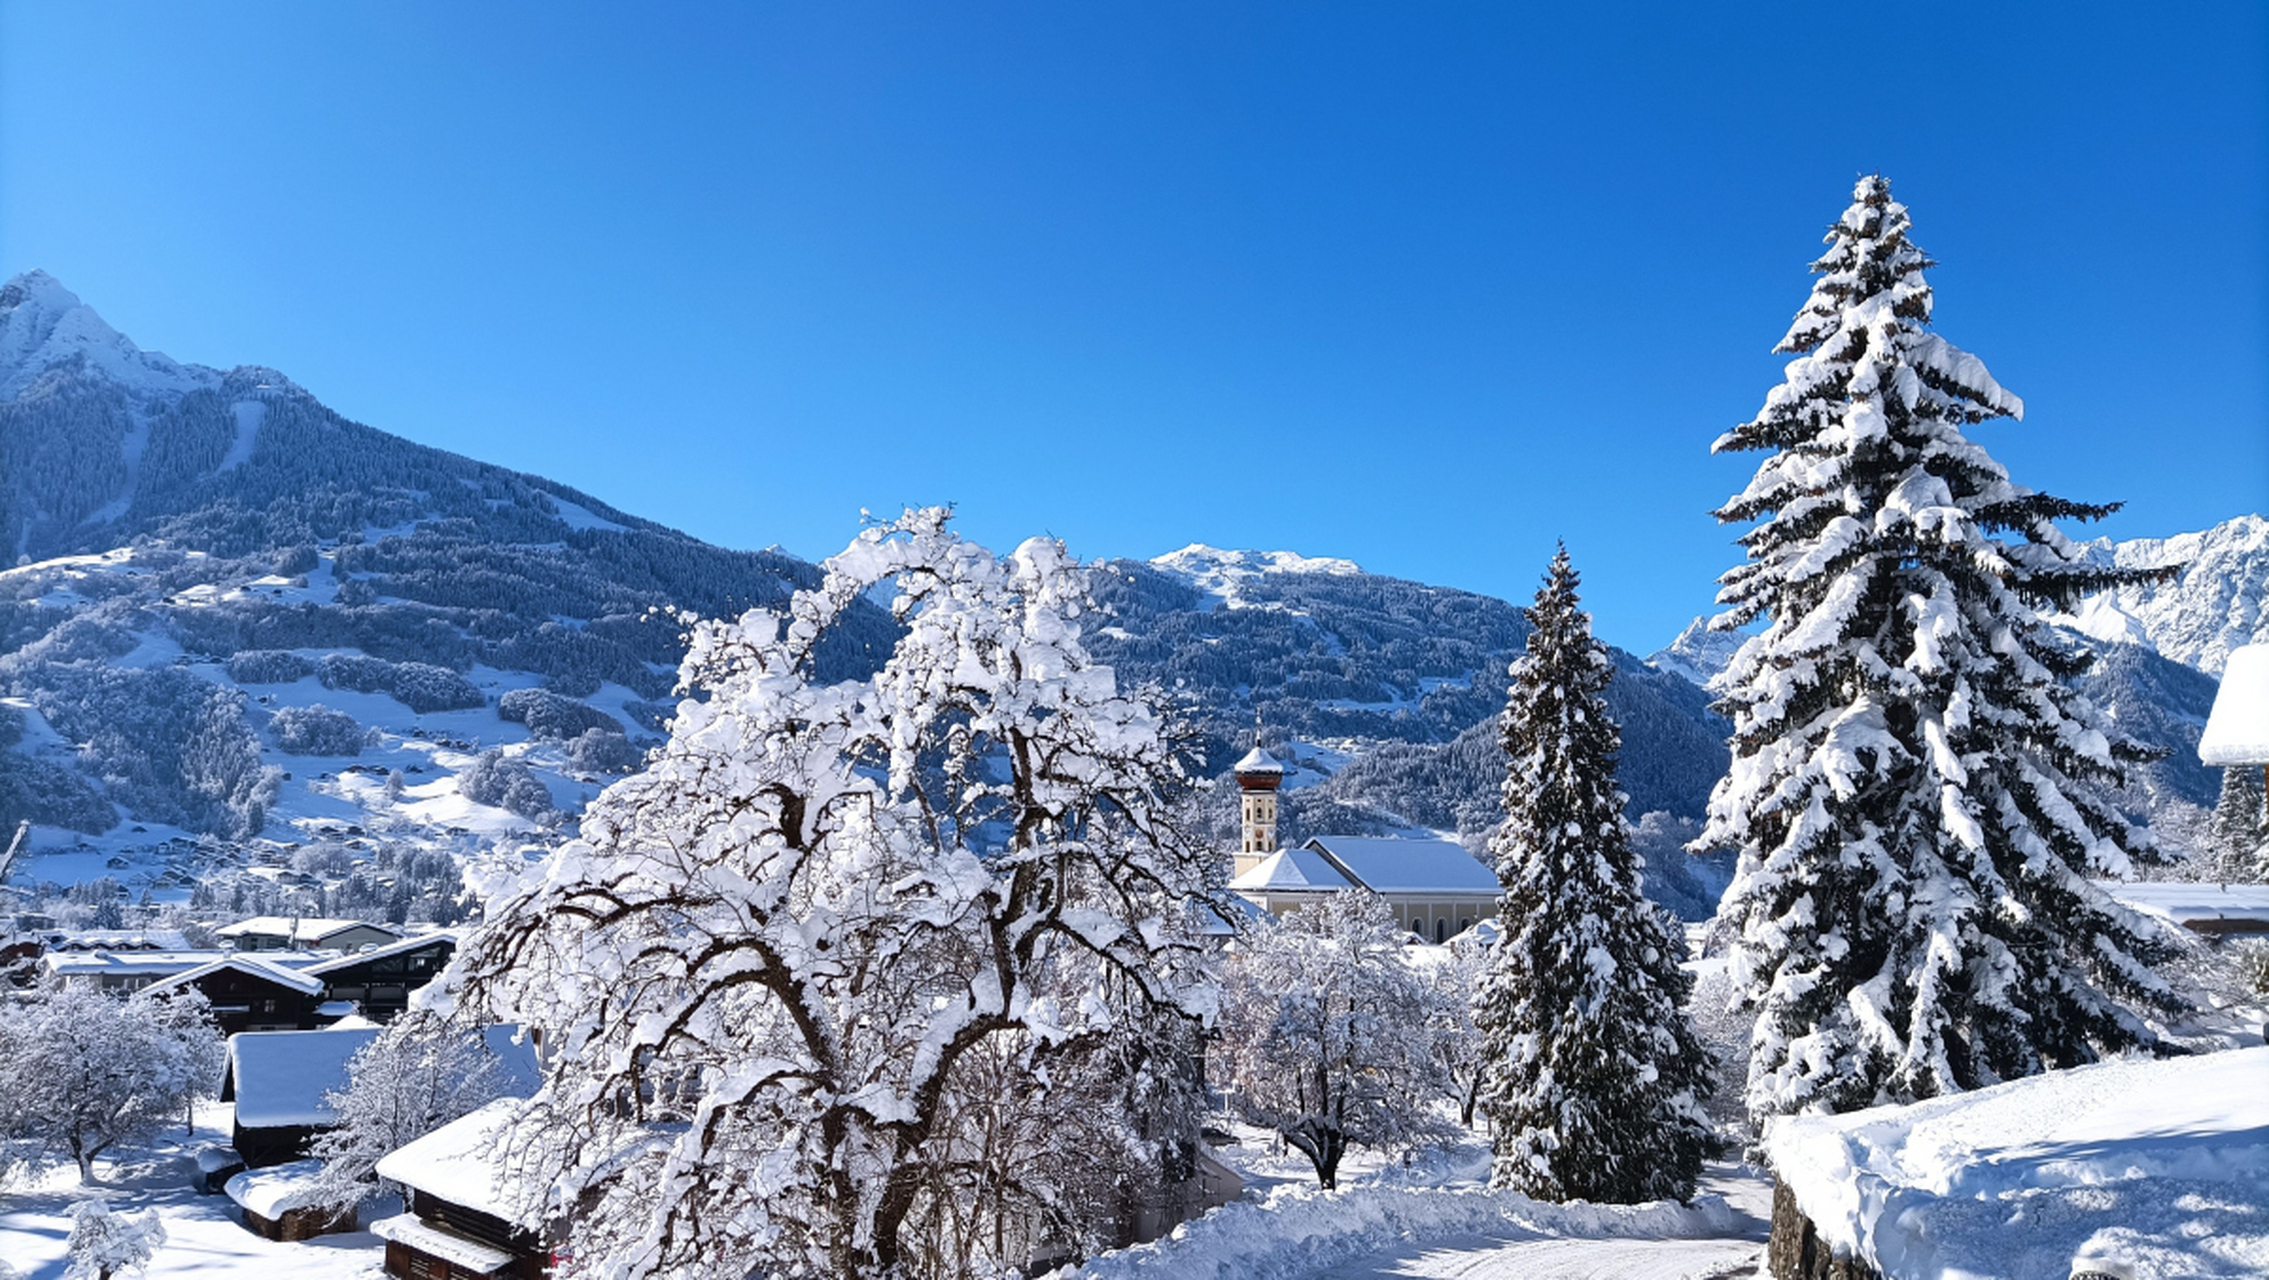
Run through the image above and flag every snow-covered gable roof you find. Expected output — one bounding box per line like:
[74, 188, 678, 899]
[2201, 644, 2269, 766]
[1229, 847, 1360, 893]
[225, 1159, 328, 1218]
[375, 1098, 526, 1218]
[44, 949, 229, 979]
[2103, 880, 2269, 933]
[223, 1027, 383, 1129]
[149, 953, 328, 998]
[1303, 836, 1500, 896]
[215, 916, 401, 946]
[1232, 746, 1288, 776]
[1764, 1046, 2269, 1278]
[304, 929, 460, 976]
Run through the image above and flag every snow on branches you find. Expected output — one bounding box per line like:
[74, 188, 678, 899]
[437, 508, 1223, 1280]
[1215, 890, 1458, 1189]
[0, 987, 223, 1185]
[1703, 176, 2186, 1122]
[1473, 547, 1714, 1204]
[63, 1198, 166, 1280]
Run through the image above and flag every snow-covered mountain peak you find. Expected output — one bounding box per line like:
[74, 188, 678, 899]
[0, 269, 218, 402]
[1645, 616, 1746, 691]
[1149, 544, 1366, 609]
[2055, 514, 2269, 675]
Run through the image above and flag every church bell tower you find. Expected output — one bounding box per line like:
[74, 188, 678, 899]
[1231, 716, 1288, 878]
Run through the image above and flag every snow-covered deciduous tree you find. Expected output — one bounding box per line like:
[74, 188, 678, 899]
[1216, 891, 1456, 1188]
[1423, 932, 1487, 1129]
[1473, 548, 1714, 1204]
[62, 1197, 165, 1280]
[1702, 176, 2186, 1123]
[2211, 765, 2267, 882]
[436, 509, 1221, 1280]
[307, 1012, 510, 1211]
[0, 987, 222, 1183]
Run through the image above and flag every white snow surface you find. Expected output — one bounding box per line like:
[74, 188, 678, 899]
[1049, 1180, 1749, 1280]
[2103, 878, 2269, 931]
[1764, 1046, 2269, 1280]
[225, 1027, 383, 1129]
[373, 1098, 525, 1220]
[2200, 644, 2269, 766]
[223, 1159, 328, 1218]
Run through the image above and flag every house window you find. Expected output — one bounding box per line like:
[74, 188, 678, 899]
[1434, 918, 1447, 944]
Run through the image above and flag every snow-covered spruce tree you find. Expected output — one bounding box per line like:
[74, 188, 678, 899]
[437, 508, 1219, 1280]
[1702, 176, 2185, 1121]
[2211, 765, 2267, 882]
[1215, 890, 1456, 1188]
[1473, 547, 1714, 1204]
[307, 1012, 510, 1212]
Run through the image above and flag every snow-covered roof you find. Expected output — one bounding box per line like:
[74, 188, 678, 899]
[225, 1158, 327, 1218]
[1229, 847, 1360, 893]
[305, 929, 460, 976]
[1764, 1046, 2269, 1279]
[371, 1212, 517, 1272]
[2102, 879, 2269, 933]
[215, 916, 401, 946]
[148, 953, 329, 997]
[375, 1098, 526, 1218]
[223, 1027, 383, 1129]
[40, 929, 191, 952]
[1303, 836, 1500, 896]
[43, 949, 233, 979]
[1231, 746, 1288, 776]
[2201, 644, 2269, 765]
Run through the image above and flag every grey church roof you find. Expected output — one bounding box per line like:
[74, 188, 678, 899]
[1229, 847, 1358, 893]
[1302, 836, 1500, 896]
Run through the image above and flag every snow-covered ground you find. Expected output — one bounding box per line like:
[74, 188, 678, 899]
[1765, 1046, 2269, 1280]
[0, 1104, 385, 1279]
[1054, 1123, 1768, 1280]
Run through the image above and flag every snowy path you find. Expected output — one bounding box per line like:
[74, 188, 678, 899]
[1305, 1234, 1761, 1279]
[1300, 1164, 1769, 1280]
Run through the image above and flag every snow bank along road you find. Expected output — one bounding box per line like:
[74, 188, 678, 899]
[1054, 1164, 1769, 1280]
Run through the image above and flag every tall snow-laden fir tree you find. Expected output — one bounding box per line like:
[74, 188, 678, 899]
[1473, 547, 1714, 1204]
[1702, 176, 2185, 1122]
[2211, 765, 2266, 881]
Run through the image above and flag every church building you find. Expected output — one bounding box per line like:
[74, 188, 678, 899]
[1225, 741, 1501, 943]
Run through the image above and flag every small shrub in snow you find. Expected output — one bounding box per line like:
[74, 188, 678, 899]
[316, 652, 394, 694]
[565, 727, 642, 774]
[225, 648, 316, 684]
[63, 1197, 165, 1280]
[498, 686, 621, 740]
[389, 661, 484, 713]
[457, 749, 553, 821]
[267, 703, 370, 756]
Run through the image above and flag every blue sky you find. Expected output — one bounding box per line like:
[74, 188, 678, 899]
[3, 3, 2263, 650]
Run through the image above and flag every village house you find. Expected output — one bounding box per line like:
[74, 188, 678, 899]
[44, 947, 328, 995]
[215, 915, 402, 953]
[373, 1099, 556, 1280]
[224, 1158, 357, 1242]
[1225, 742, 1501, 941]
[146, 954, 347, 1034]
[220, 1026, 384, 1167]
[306, 932, 459, 1022]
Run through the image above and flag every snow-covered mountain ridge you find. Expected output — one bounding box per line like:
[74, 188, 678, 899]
[2061, 514, 2269, 676]
[0, 270, 222, 403]
[1647, 512, 2269, 684]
